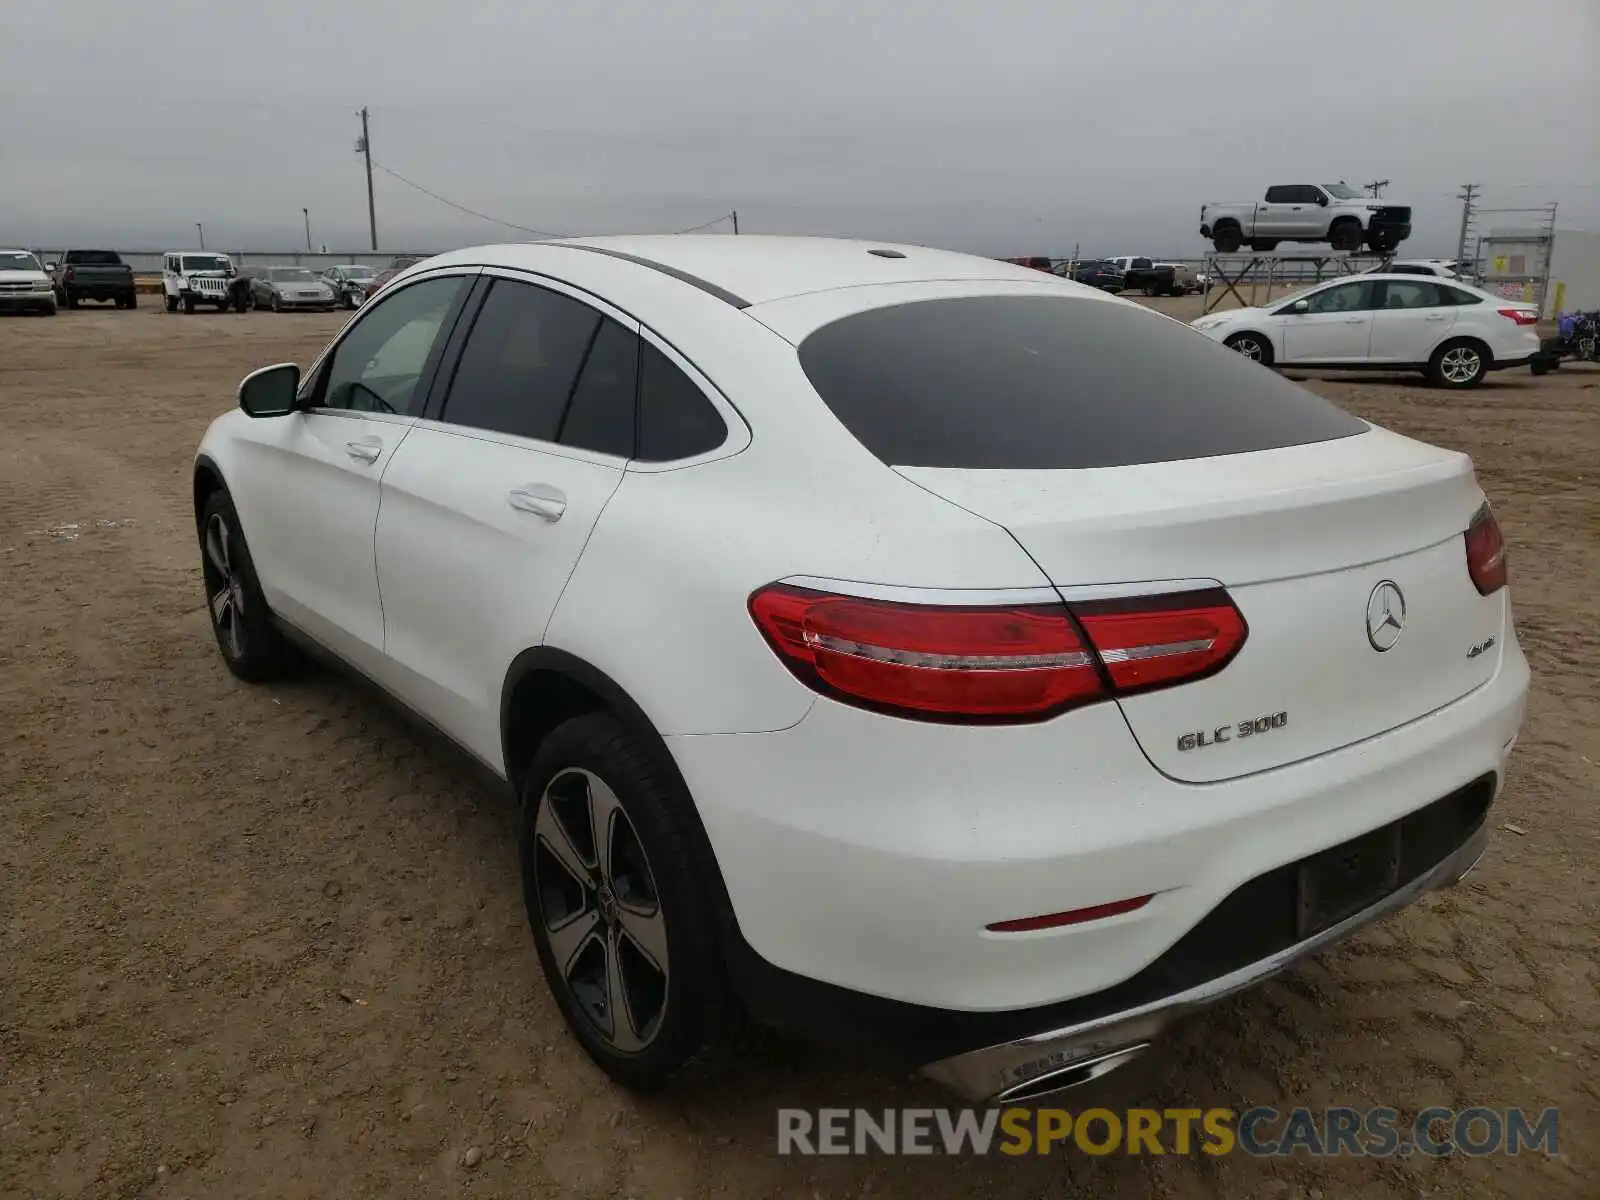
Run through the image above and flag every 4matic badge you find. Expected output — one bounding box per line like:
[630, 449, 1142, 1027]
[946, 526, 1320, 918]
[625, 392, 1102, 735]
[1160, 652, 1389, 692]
[1177, 711, 1288, 752]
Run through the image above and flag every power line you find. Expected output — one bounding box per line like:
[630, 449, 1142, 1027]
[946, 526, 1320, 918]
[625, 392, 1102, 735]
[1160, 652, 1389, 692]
[371, 161, 568, 237]
[372, 159, 736, 240]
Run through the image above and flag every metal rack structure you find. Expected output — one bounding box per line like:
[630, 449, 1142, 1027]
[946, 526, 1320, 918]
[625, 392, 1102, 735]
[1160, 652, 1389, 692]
[1200, 251, 1394, 314]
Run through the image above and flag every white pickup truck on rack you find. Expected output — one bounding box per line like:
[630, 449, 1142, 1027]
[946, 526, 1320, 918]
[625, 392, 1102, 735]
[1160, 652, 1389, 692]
[1200, 184, 1412, 255]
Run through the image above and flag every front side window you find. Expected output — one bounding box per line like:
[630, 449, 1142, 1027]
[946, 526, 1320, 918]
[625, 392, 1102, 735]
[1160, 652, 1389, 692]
[438, 278, 601, 441]
[1299, 280, 1378, 315]
[318, 275, 467, 415]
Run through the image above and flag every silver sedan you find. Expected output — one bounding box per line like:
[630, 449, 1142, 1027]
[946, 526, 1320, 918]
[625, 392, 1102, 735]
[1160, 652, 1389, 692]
[247, 267, 338, 313]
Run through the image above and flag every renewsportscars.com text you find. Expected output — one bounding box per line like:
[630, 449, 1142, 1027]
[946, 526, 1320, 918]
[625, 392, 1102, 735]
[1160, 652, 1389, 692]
[776, 1105, 1560, 1158]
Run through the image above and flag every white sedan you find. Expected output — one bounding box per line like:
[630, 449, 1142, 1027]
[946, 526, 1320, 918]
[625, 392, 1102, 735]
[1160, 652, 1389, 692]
[192, 236, 1527, 1104]
[1191, 273, 1541, 387]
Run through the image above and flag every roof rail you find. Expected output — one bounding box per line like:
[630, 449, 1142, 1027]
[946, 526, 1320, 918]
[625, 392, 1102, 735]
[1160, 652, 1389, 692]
[560, 244, 751, 309]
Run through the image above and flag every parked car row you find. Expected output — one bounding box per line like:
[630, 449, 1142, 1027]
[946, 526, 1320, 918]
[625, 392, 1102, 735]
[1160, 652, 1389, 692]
[0, 249, 436, 318]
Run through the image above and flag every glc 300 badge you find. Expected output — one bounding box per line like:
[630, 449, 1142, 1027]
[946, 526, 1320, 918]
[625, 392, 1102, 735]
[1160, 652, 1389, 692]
[1178, 710, 1288, 752]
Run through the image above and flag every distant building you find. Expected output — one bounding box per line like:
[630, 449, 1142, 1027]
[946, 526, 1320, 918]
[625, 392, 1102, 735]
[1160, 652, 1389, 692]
[1478, 228, 1600, 316]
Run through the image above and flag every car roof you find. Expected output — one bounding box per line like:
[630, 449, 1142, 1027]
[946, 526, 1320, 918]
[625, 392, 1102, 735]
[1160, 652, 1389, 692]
[423, 235, 1060, 309]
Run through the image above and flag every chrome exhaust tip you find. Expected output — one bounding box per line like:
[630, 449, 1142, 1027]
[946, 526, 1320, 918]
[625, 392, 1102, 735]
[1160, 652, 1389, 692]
[992, 1043, 1151, 1105]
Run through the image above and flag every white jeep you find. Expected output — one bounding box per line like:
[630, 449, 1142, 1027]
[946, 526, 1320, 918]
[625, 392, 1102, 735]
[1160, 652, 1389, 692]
[163, 251, 244, 313]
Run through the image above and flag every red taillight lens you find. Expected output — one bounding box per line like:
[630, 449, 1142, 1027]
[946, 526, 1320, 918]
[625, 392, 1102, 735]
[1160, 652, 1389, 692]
[1465, 504, 1507, 595]
[748, 585, 1101, 719]
[1497, 308, 1539, 326]
[749, 584, 1248, 722]
[63, 266, 76, 282]
[1072, 591, 1249, 693]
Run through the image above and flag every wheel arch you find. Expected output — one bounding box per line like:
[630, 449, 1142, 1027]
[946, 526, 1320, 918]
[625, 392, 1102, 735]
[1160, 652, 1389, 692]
[193, 453, 226, 532]
[1434, 332, 1494, 367]
[499, 644, 742, 931]
[1223, 329, 1276, 364]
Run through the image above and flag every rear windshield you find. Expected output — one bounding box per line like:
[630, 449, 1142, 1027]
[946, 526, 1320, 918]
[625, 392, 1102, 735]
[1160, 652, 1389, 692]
[65, 250, 122, 265]
[795, 295, 1368, 469]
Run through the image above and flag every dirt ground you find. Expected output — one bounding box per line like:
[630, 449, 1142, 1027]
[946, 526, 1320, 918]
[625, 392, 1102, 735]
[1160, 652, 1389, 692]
[1, 302, 1596, 1200]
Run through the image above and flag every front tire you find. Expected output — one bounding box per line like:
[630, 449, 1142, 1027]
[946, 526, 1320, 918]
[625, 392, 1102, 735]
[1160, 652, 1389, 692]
[1428, 339, 1488, 389]
[1212, 225, 1243, 253]
[198, 490, 298, 682]
[519, 714, 730, 1092]
[1224, 331, 1274, 364]
[182, 294, 196, 314]
[165, 294, 179, 313]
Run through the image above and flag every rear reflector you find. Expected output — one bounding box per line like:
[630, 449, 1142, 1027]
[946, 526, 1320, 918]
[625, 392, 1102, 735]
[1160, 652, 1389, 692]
[986, 894, 1154, 933]
[1497, 308, 1540, 326]
[1465, 503, 1507, 595]
[749, 583, 1248, 722]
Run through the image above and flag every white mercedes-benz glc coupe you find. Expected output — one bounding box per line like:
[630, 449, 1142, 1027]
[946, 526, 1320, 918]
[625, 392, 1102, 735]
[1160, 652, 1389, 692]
[193, 236, 1528, 1104]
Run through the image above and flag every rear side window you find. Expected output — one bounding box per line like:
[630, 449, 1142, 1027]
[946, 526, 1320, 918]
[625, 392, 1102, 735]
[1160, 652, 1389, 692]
[441, 279, 600, 441]
[636, 343, 726, 462]
[1378, 280, 1447, 309]
[558, 317, 639, 457]
[1443, 286, 1482, 306]
[796, 295, 1367, 470]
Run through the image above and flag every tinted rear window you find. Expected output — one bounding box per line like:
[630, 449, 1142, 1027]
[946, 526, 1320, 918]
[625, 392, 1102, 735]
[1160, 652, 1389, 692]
[65, 250, 122, 265]
[796, 295, 1368, 469]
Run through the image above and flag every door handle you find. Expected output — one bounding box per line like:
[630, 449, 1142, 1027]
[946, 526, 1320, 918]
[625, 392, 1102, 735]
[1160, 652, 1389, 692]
[345, 438, 382, 463]
[508, 484, 567, 522]
[1425, 313, 1449, 321]
[1344, 317, 1366, 323]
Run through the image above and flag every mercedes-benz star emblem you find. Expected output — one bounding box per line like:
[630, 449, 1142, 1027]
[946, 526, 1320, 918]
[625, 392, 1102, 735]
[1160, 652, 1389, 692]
[1366, 580, 1406, 652]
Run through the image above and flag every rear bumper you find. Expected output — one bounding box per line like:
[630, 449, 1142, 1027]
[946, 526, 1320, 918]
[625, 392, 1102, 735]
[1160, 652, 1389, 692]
[1488, 349, 1538, 372]
[62, 280, 135, 297]
[922, 809, 1490, 1101]
[670, 615, 1528, 1082]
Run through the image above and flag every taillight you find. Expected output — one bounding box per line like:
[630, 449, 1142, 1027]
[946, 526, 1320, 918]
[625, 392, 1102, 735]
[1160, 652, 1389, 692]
[748, 583, 1247, 723]
[1071, 590, 1248, 693]
[1465, 504, 1507, 595]
[63, 266, 76, 282]
[1497, 308, 1539, 326]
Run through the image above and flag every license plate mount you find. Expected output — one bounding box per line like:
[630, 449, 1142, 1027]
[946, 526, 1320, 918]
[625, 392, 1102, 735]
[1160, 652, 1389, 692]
[1296, 825, 1402, 939]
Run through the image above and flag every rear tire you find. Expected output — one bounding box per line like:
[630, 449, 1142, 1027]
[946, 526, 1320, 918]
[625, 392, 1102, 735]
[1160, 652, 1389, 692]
[1224, 331, 1274, 365]
[519, 713, 731, 1092]
[65, 293, 79, 309]
[124, 291, 138, 309]
[1428, 338, 1488, 389]
[198, 489, 299, 682]
[271, 294, 283, 314]
[1330, 220, 1363, 252]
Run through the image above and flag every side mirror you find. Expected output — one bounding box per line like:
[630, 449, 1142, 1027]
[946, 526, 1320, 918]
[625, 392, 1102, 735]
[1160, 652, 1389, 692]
[1317, 195, 1329, 207]
[1290, 299, 1311, 314]
[238, 363, 301, 418]
[45, 260, 59, 270]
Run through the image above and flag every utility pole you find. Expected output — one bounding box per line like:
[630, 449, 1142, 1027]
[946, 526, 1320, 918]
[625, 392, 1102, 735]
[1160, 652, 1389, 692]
[195, 222, 205, 250]
[731, 209, 739, 235]
[1363, 179, 1389, 198]
[1455, 183, 1479, 269]
[356, 107, 377, 251]
[302, 208, 312, 252]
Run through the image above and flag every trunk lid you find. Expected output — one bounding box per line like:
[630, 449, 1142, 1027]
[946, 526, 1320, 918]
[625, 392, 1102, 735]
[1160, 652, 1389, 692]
[898, 428, 1504, 782]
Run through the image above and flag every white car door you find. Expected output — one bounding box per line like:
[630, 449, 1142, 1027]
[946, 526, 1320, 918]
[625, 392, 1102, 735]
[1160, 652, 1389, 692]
[1366, 278, 1458, 364]
[1279, 278, 1378, 364]
[222, 271, 475, 674]
[372, 272, 638, 766]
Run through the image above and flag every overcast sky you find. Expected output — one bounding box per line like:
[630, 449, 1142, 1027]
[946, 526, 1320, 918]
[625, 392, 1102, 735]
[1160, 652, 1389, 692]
[2, 0, 1596, 258]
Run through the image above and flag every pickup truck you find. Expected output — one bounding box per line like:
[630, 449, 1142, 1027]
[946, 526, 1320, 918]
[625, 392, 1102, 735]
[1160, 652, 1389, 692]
[1104, 256, 1182, 297]
[48, 249, 138, 309]
[1199, 184, 1411, 255]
